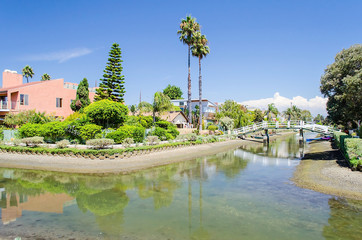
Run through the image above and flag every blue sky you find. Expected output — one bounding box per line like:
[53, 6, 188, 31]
[1, 0, 361, 114]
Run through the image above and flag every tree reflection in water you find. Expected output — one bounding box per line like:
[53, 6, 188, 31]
[0, 148, 251, 238]
[323, 197, 362, 240]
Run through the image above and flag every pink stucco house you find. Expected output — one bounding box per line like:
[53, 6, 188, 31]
[0, 70, 96, 121]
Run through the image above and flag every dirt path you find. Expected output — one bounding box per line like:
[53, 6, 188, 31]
[292, 141, 362, 200]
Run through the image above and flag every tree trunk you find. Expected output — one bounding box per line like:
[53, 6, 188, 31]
[188, 45, 192, 126]
[199, 57, 202, 132]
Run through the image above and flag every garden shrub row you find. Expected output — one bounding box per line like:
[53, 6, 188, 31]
[333, 131, 361, 170]
[0, 133, 237, 159]
[0, 141, 198, 158]
[344, 138, 362, 170]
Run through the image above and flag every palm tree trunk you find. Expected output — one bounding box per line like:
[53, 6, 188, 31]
[198, 57, 202, 131]
[188, 45, 192, 126]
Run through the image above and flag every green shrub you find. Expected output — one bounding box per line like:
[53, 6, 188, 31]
[344, 138, 362, 168]
[155, 120, 172, 129]
[0, 126, 4, 140]
[149, 127, 170, 141]
[122, 138, 134, 148]
[56, 139, 70, 149]
[22, 136, 44, 147]
[106, 125, 145, 143]
[333, 131, 351, 150]
[79, 124, 102, 141]
[86, 138, 114, 149]
[19, 123, 42, 137]
[40, 121, 67, 142]
[83, 99, 128, 128]
[146, 136, 160, 145]
[207, 125, 218, 131]
[139, 115, 155, 128]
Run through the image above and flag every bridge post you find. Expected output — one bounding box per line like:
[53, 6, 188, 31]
[263, 128, 269, 145]
[299, 128, 304, 145]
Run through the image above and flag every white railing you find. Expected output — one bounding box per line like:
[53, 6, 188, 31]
[235, 121, 333, 135]
[0, 101, 19, 111]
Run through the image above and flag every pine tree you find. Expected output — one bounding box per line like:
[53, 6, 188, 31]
[71, 78, 90, 112]
[95, 43, 125, 102]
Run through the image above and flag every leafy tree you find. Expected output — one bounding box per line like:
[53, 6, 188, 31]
[216, 100, 252, 128]
[292, 105, 302, 119]
[138, 101, 153, 114]
[178, 15, 200, 124]
[95, 43, 125, 103]
[152, 92, 173, 123]
[283, 107, 293, 121]
[314, 114, 325, 124]
[83, 99, 128, 128]
[4, 110, 56, 128]
[283, 105, 302, 120]
[163, 84, 183, 100]
[320, 44, 362, 128]
[129, 104, 137, 115]
[266, 103, 279, 121]
[301, 110, 312, 122]
[220, 117, 234, 131]
[71, 78, 90, 112]
[192, 31, 210, 131]
[22, 65, 34, 83]
[253, 109, 264, 122]
[41, 73, 50, 81]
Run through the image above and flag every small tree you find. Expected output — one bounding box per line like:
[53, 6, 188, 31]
[41, 73, 51, 81]
[163, 84, 183, 99]
[22, 65, 34, 83]
[220, 117, 234, 131]
[95, 43, 125, 103]
[83, 99, 128, 128]
[71, 78, 91, 112]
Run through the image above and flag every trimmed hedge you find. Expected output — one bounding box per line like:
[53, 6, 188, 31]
[344, 138, 362, 169]
[0, 141, 197, 157]
[333, 131, 361, 170]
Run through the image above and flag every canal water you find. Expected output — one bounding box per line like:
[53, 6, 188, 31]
[0, 134, 361, 239]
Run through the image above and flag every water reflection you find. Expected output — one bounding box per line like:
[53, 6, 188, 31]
[0, 135, 360, 239]
[323, 198, 362, 240]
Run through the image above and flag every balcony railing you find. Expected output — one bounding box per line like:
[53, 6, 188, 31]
[0, 101, 20, 111]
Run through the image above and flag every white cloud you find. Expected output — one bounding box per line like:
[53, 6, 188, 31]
[21, 48, 93, 63]
[239, 92, 327, 116]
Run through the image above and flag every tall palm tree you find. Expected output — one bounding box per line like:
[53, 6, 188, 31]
[292, 105, 302, 120]
[283, 107, 293, 121]
[191, 32, 210, 131]
[41, 73, 51, 81]
[266, 103, 279, 121]
[22, 65, 34, 83]
[177, 15, 200, 124]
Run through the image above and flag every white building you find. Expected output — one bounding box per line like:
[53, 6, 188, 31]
[171, 99, 218, 124]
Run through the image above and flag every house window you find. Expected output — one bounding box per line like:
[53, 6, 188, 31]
[56, 98, 63, 108]
[20, 94, 29, 105]
[179, 102, 184, 106]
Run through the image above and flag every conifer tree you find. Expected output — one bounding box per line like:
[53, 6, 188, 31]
[71, 78, 90, 112]
[95, 43, 125, 102]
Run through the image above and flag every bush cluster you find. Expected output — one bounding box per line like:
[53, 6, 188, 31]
[106, 125, 145, 143]
[148, 121, 179, 140]
[333, 131, 362, 170]
[344, 138, 362, 169]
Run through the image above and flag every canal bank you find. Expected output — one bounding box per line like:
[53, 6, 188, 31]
[292, 141, 362, 200]
[0, 132, 294, 174]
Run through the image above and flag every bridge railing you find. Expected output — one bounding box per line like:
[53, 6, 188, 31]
[235, 120, 333, 135]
